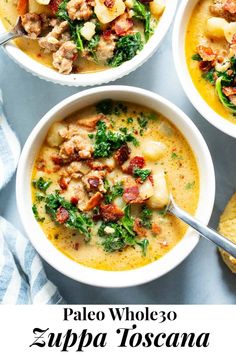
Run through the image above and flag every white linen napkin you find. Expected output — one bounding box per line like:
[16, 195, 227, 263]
[0, 90, 64, 304]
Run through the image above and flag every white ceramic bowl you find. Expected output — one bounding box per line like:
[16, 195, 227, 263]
[0, 0, 177, 86]
[173, 0, 236, 138]
[16, 86, 215, 287]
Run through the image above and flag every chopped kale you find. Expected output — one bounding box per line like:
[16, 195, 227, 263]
[191, 53, 202, 61]
[133, 168, 151, 182]
[133, 0, 153, 41]
[202, 68, 215, 85]
[98, 205, 149, 254]
[140, 205, 153, 229]
[93, 120, 138, 158]
[136, 239, 149, 256]
[96, 99, 113, 115]
[216, 77, 236, 114]
[32, 204, 45, 222]
[185, 181, 195, 190]
[87, 34, 100, 60]
[121, 205, 136, 237]
[108, 33, 143, 67]
[127, 117, 133, 124]
[32, 177, 52, 192]
[104, 181, 124, 204]
[35, 192, 45, 202]
[45, 192, 93, 242]
[137, 115, 148, 129]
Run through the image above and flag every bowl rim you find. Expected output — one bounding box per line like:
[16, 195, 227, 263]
[172, 0, 236, 138]
[16, 85, 215, 288]
[0, 0, 177, 86]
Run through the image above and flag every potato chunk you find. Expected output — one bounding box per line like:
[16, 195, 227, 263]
[139, 178, 154, 200]
[29, 0, 51, 13]
[80, 22, 96, 41]
[46, 122, 67, 147]
[206, 17, 228, 38]
[150, 0, 165, 19]
[147, 171, 169, 209]
[224, 21, 236, 43]
[141, 141, 166, 161]
[94, 0, 125, 24]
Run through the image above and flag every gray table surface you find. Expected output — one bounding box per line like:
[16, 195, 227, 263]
[0, 18, 236, 304]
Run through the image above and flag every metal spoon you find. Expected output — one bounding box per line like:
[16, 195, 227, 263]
[168, 194, 236, 258]
[0, 17, 27, 46]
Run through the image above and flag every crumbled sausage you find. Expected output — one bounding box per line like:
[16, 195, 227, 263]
[21, 13, 42, 39]
[76, 113, 105, 131]
[210, 0, 236, 21]
[53, 41, 78, 74]
[59, 132, 93, 160]
[96, 34, 117, 63]
[67, 0, 94, 21]
[39, 21, 70, 53]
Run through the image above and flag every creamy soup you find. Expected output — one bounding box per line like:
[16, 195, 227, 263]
[0, 0, 165, 74]
[186, 0, 236, 124]
[31, 100, 199, 271]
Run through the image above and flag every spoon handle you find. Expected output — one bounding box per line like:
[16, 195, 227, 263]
[169, 202, 236, 258]
[0, 32, 20, 46]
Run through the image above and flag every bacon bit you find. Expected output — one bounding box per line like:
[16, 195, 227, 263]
[133, 218, 147, 237]
[125, 156, 145, 174]
[74, 242, 79, 250]
[56, 206, 69, 224]
[49, 0, 62, 14]
[224, 0, 236, 14]
[103, 30, 113, 41]
[199, 61, 213, 72]
[100, 204, 124, 221]
[152, 223, 161, 235]
[36, 159, 46, 171]
[88, 176, 100, 189]
[222, 86, 236, 96]
[59, 176, 70, 190]
[37, 53, 42, 58]
[104, 0, 114, 8]
[148, 174, 154, 186]
[114, 143, 130, 165]
[17, 0, 28, 15]
[114, 13, 134, 36]
[123, 185, 143, 204]
[70, 196, 79, 205]
[84, 192, 103, 211]
[51, 155, 64, 166]
[197, 45, 216, 62]
[135, 177, 143, 184]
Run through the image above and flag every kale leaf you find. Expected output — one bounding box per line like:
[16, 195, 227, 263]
[104, 181, 124, 204]
[133, 0, 153, 41]
[32, 177, 52, 192]
[108, 33, 143, 67]
[202, 69, 215, 85]
[133, 168, 151, 182]
[32, 204, 45, 222]
[45, 192, 93, 242]
[140, 205, 153, 229]
[191, 53, 202, 61]
[216, 76, 236, 114]
[93, 120, 138, 158]
[96, 99, 113, 115]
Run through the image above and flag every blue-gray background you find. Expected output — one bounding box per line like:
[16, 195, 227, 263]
[0, 13, 236, 304]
